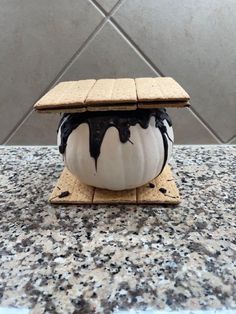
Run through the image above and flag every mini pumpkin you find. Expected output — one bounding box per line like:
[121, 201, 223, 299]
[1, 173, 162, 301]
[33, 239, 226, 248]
[57, 109, 174, 191]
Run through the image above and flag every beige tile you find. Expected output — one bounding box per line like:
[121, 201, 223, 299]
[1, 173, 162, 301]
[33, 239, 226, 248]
[114, 0, 236, 141]
[229, 136, 236, 145]
[0, 0, 103, 143]
[167, 108, 219, 144]
[4, 0, 235, 145]
[8, 22, 158, 145]
[61, 22, 156, 81]
[7, 111, 59, 145]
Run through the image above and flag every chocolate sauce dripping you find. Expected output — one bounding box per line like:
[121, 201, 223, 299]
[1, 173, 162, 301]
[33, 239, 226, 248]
[155, 114, 172, 173]
[58, 109, 173, 172]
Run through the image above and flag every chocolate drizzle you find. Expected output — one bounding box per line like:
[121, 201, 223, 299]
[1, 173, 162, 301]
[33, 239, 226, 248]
[58, 108, 173, 172]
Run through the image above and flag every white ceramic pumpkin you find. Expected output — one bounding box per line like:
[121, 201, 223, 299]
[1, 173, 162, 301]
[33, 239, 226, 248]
[57, 111, 174, 191]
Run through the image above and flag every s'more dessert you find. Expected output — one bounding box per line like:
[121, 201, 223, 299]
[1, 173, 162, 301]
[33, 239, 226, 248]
[34, 77, 190, 191]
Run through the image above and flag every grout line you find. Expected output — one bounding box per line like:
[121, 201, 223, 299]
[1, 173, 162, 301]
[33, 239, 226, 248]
[91, 0, 121, 14]
[110, 18, 165, 76]
[4, 0, 125, 145]
[3, 109, 35, 145]
[187, 107, 223, 143]
[105, 11, 224, 143]
[4, 0, 227, 145]
[3, 20, 105, 144]
[91, 0, 225, 144]
[91, 0, 163, 76]
[90, 0, 164, 76]
[97, 0, 228, 144]
[227, 134, 236, 144]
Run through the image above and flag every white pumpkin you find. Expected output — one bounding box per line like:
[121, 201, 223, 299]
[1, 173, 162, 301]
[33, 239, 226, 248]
[57, 113, 174, 191]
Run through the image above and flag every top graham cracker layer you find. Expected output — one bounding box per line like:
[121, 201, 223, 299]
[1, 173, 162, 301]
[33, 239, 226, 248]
[34, 77, 190, 113]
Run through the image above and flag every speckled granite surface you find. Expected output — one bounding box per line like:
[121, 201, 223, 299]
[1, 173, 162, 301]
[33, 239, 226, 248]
[0, 145, 235, 314]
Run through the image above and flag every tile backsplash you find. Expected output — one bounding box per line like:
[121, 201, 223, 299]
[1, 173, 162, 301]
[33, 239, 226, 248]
[1, 0, 235, 145]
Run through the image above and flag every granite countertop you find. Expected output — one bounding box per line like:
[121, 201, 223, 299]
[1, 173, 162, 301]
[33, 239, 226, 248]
[0, 145, 235, 314]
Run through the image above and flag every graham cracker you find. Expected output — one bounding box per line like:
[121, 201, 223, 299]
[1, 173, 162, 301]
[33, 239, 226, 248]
[49, 168, 94, 204]
[38, 107, 87, 114]
[137, 165, 180, 204]
[49, 165, 180, 205]
[93, 187, 137, 204]
[87, 104, 137, 111]
[34, 80, 95, 110]
[86, 78, 137, 104]
[34, 77, 189, 113]
[135, 77, 190, 102]
[137, 101, 190, 109]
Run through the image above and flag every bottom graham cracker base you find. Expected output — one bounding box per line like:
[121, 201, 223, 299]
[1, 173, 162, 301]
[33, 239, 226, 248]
[49, 165, 181, 205]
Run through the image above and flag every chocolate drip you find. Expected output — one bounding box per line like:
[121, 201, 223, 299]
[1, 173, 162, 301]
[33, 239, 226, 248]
[58, 109, 173, 171]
